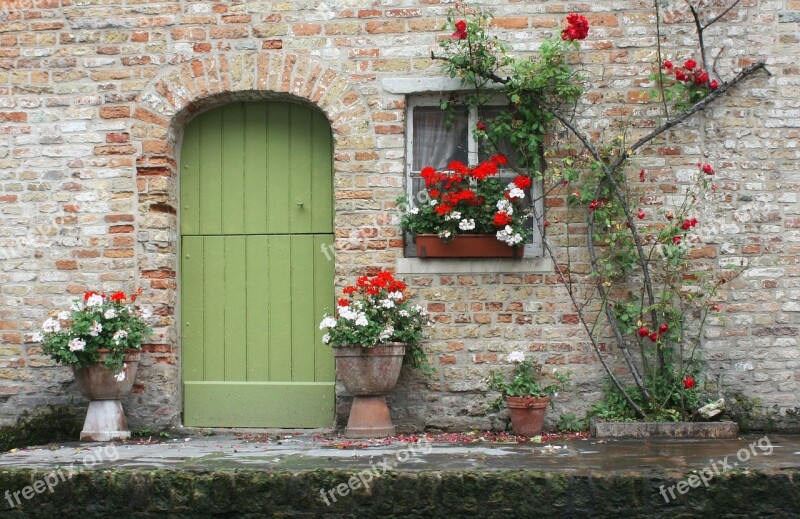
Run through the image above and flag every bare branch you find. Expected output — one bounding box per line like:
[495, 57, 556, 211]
[704, 0, 741, 27]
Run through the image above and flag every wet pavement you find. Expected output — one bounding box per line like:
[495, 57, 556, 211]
[1, 431, 798, 476]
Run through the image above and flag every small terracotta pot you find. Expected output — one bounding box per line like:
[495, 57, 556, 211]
[506, 395, 550, 436]
[415, 234, 523, 259]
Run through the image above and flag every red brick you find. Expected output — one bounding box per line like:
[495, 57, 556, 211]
[99, 106, 130, 119]
[109, 225, 134, 234]
[131, 31, 148, 42]
[0, 112, 27, 122]
[106, 132, 130, 143]
[222, 14, 251, 23]
[56, 260, 78, 270]
[365, 21, 404, 34]
[490, 17, 528, 29]
[357, 9, 382, 18]
[210, 27, 248, 39]
[262, 40, 283, 49]
[94, 144, 136, 155]
[142, 269, 175, 279]
[193, 42, 212, 52]
[292, 23, 321, 35]
[0, 195, 17, 203]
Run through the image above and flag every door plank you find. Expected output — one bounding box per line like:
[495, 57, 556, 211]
[223, 236, 247, 381]
[265, 103, 291, 234]
[199, 109, 223, 235]
[243, 103, 269, 235]
[202, 237, 226, 380]
[245, 236, 270, 381]
[181, 237, 205, 381]
[221, 104, 246, 234]
[267, 235, 292, 382]
[290, 235, 315, 381]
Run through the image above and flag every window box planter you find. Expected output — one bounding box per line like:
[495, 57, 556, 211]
[415, 234, 523, 259]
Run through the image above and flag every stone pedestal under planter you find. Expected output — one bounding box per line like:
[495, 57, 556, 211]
[415, 234, 524, 259]
[73, 351, 140, 442]
[333, 343, 405, 438]
[591, 420, 739, 439]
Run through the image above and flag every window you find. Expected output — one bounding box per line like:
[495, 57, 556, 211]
[404, 95, 544, 257]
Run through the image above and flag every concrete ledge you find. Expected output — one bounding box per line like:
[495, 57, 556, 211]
[591, 420, 739, 439]
[396, 256, 553, 274]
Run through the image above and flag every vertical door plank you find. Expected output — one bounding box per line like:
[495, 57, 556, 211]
[244, 103, 269, 235]
[313, 234, 335, 382]
[222, 104, 246, 234]
[224, 236, 247, 380]
[266, 102, 291, 234]
[203, 237, 226, 380]
[290, 235, 315, 381]
[181, 237, 205, 381]
[267, 235, 292, 381]
[246, 236, 270, 381]
[310, 111, 334, 234]
[199, 110, 223, 235]
[181, 122, 201, 235]
[289, 104, 313, 233]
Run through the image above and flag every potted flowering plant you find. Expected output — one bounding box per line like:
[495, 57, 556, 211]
[319, 271, 431, 437]
[398, 154, 533, 258]
[488, 351, 571, 436]
[35, 290, 153, 441]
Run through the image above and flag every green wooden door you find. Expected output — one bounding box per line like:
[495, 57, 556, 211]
[180, 101, 334, 427]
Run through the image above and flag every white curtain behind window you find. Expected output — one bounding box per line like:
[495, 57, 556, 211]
[412, 106, 469, 171]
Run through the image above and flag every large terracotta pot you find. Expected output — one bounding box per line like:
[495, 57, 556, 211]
[506, 395, 550, 436]
[72, 351, 140, 442]
[333, 343, 405, 438]
[415, 234, 524, 259]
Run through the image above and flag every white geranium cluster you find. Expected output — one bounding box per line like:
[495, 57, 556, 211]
[497, 199, 514, 215]
[438, 229, 452, 239]
[505, 182, 526, 200]
[507, 350, 526, 363]
[458, 218, 475, 231]
[497, 225, 524, 245]
[444, 211, 462, 221]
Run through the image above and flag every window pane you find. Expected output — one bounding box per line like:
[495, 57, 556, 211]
[412, 105, 469, 171]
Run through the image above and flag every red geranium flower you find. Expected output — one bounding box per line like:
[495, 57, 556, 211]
[434, 204, 453, 215]
[447, 160, 469, 175]
[684, 376, 696, 390]
[337, 299, 349, 307]
[490, 154, 508, 166]
[493, 211, 512, 227]
[84, 291, 100, 301]
[343, 286, 357, 294]
[110, 291, 126, 302]
[513, 175, 532, 190]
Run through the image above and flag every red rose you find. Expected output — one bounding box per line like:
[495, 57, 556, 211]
[588, 200, 598, 211]
[110, 291, 126, 302]
[684, 376, 696, 390]
[543, 221, 550, 228]
[640, 168, 646, 182]
[702, 164, 714, 175]
[648, 332, 659, 342]
[681, 220, 691, 231]
[637, 210, 645, 220]
[663, 60, 673, 69]
[476, 121, 486, 131]
[452, 20, 468, 40]
[709, 79, 719, 90]
[672, 236, 682, 245]
[659, 323, 668, 333]
[684, 59, 697, 71]
[690, 217, 698, 227]
[695, 72, 709, 85]
[561, 13, 589, 41]
[675, 70, 687, 81]
[638, 327, 649, 338]
[513, 175, 532, 190]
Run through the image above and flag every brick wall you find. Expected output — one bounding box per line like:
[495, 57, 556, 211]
[0, 0, 797, 431]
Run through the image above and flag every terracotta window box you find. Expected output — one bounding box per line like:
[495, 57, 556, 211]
[415, 234, 524, 259]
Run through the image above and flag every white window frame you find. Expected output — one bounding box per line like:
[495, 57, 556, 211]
[405, 94, 544, 257]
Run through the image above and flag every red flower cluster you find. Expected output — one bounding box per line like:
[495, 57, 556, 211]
[345, 271, 407, 299]
[683, 376, 696, 390]
[513, 175, 532, 190]
[561, 13, 589, 41]
[452, 19, 467, 40]
[680, 217, 699, 231]
[493, 212, 512, 227]
[421, 156, 506, 216]
[663, 59, 719, 90]
[638, 322, 669, 342]
[84, 290, 139, 302]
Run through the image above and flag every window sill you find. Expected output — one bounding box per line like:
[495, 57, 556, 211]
[395, 256, 553, 275]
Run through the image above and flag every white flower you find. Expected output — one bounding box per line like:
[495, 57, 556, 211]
[322, 334, 331, 344]
[388, 291, 404, 301]
[86, 294, 104, 307]
[114, 370, 126, 382]
[70, 301, 83, 312]
[57, 311, 70, 321]
[399, 310, 409, 318]
[379, 325, 394, 341]
[506, 185, 525, 200]
[68, 338, 86, 352]
[507, 351, 526, 363]
[30, 332, 43, 343]
[407, 206, 419, 215]
[497, 199, 513, 215]
[380, 299, 395, 309]
[355, 313, 369, 327]
[104, 308, 118, 319]
[429, 199, 437, 206]
[439, 230, 452, 239]
[412, 304, 426, 316]
[458, 218, 475, 231]
[445, 211, 462, 221]
[112, 329, 128, 344]
[319, 316, 338, 329]
[42, 318, 61, 333]
[89, 321, 103, 337]
[339, 307, 357, 321]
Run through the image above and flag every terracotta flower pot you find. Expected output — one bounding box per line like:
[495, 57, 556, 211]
[333, 343, 405, 438]
[506, 395, 550, 436]
[415, 234, 523, 259]
[72, 351, 140, 442]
